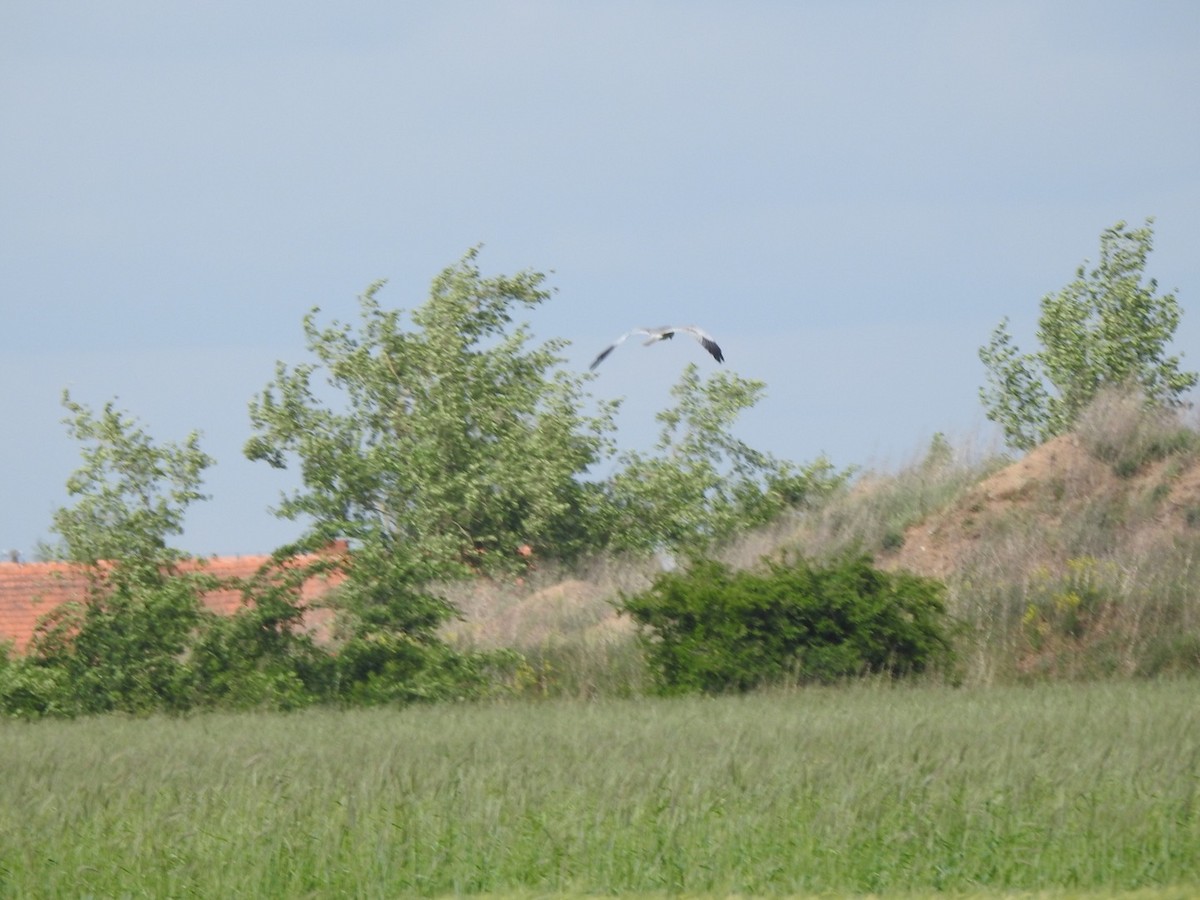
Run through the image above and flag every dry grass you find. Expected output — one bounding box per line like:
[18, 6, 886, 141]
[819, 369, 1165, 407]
[435, 390, 1200, 692]
[437, 553, 663, 698]
[439, 552, 661, 653]
[864, 391, 1200, 684]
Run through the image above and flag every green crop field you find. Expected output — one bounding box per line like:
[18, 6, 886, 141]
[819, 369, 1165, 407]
[2, 681, 1198, 898]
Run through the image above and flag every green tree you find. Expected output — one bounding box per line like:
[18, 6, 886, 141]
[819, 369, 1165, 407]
[244, 249, 616, 699]
[51, 392, 212, 572]
[980, 219, 1197, 450]
[189, 560, 335, 711]
[604, 365, 845, 554]
[24, 393, 217, 714]
[246, 248, 617, 576]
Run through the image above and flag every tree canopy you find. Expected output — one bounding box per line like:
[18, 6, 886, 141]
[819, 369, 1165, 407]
[604, 365, 844, 554]
[980, 219, 1196, 450]
[51, 391, 213, 572]
[245, 248, 618, 579]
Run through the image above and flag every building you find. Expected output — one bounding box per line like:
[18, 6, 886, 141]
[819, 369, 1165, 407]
[0, 551, 343, 655]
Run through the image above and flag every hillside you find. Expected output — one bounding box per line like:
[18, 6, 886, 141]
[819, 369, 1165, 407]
[446, 393, 1200, 685]
[883, 432, 1200, 580]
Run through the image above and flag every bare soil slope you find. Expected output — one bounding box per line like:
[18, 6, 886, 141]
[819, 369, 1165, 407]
[881, 433, 1200, 580]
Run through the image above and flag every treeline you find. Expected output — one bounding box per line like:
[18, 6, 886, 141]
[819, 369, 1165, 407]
[0, 250, 857, 716]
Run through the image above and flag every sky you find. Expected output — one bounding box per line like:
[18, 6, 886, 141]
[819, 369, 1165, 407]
[3, 2, 1199, 559]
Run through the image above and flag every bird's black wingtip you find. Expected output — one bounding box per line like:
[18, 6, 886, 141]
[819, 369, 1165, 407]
[589, 346, 614, 370]
[702, 339, 725, 364]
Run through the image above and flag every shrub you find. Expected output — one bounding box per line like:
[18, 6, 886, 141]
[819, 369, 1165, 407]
[619, 553, 956, 694]
[24, 572, 212, 715]
[323, 551, 498, 705]
[189, 566, 334, 711]
[0, 644, 73, 717]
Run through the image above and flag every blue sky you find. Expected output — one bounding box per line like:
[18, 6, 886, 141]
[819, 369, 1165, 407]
[3, 2, 1199, 558]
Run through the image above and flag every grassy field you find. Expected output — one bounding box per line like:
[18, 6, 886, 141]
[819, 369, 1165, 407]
[2, 680, 1198, 898]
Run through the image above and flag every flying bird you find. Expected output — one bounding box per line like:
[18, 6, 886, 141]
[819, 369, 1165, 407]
[589, 325, 724, 370]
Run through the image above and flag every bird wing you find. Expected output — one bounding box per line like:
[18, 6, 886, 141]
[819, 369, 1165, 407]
[589, 329, 645, 370]
[676, 325, 725, 363]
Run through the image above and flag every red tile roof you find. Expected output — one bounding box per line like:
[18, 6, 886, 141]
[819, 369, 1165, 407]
[0, 551, 344, 655]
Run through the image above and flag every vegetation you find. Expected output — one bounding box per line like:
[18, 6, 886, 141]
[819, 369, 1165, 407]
[4, 229, 1200, 719]
[245, 249, 617, 578]
[243, 250, 843, 569]
[1, 682, 1197, 896]
[603, 364, 846, 554]
[2, 250, 848, 715]
[3, 232, 1200, 896]
[7, 394, 219, 716]
[0, 392, 497, 715]
[620, 553, 956, 693]
[767, 386, 1200, 685]
[49, 391, 214, 569]
[1074, 383, 1200, 478]
[980, 219, 1196, 450]
[439, 386, 1200, 694]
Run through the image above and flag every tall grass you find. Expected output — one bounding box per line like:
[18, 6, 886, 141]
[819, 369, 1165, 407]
[941, 394, 1200, 683]
[755, 395, 1200, 686]
[2, 681, 1198, 896]
[776, 431, 1007, 563]
[432, 399, 1200, 695]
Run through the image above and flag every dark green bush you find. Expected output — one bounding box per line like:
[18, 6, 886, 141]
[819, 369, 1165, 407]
[21, 571, 212, 716]
[619, 553, 957, 694]
[189, 570, 333, 711]
[0, 643, 72, 717]
[322, 553, 497, 705]
[331, 634, 494, 705]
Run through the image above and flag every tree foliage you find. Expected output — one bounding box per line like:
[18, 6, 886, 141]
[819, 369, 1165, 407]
[0, 395, 343, 716]
[17, 394, 218, 715]
[188, 562, 334, 711]
[245, 248, 617, 578]
[980, 219, 1197, 450]
[604, 365, 846, 553]
[243, 250, 618, 700]
[51, 392, 213, 572]
[2, 252, 852, 716]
